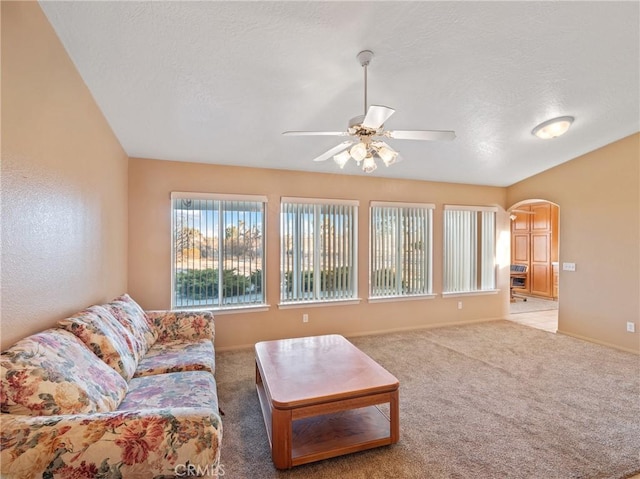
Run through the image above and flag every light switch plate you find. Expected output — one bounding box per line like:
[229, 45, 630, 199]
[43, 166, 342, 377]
[562, 262, 576, 271]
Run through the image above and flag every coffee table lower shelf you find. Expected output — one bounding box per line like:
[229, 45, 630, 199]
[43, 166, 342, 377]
[256, 381, 397, 469]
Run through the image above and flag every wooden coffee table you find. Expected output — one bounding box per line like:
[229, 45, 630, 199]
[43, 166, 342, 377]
[255, 334, 399, 469]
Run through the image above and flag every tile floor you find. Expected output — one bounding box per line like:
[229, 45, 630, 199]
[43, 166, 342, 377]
[506, 307, 558, 333]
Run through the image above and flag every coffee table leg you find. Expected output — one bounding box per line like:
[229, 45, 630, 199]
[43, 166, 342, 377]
[271, 407, 292, 469]
[390, 389, 400, 443]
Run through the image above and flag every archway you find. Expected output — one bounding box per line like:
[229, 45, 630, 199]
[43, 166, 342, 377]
[507, 199, 560, 332]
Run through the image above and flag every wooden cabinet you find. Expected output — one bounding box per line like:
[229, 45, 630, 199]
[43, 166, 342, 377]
[510, 202, 559, 299]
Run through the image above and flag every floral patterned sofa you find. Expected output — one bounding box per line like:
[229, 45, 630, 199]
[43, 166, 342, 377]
[0, 294, 222, 479]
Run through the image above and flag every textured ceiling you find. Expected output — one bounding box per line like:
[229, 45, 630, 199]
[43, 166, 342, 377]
[40, 1, 639, 187]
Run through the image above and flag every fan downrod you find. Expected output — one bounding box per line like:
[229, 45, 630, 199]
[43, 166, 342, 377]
[357, 50, 374, 116]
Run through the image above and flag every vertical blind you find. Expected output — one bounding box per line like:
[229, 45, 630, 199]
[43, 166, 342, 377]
[171, 192, 266, 309]
[443, 206, 497, 293]
[280, 198, 358, 303]
[370, 202, 434, 298]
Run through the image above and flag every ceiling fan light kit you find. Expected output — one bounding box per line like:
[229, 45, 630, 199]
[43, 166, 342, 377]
[362, 155, 378, 173]
[532, 116, 574, 139]
[283, 50, 456, 173]
[333, 150, 351, 169]
[350, 142, 368, 162]
[376, 142, 399, 166]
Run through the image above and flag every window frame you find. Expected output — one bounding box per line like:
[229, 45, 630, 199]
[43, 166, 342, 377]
[279, 197, 360, 308]
[170, 191, 268, 312]
[369, 201, 436, 302]
[442, 204, 498, 297]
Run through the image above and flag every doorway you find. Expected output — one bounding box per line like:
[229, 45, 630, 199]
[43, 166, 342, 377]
[507, 200, 559, 332]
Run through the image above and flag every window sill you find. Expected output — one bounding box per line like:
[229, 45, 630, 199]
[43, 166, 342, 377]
[173, 304, 270, 315]
[368, 294, 437, 303]
[278, 298, 362, 309]
[442, 289, 500, 298]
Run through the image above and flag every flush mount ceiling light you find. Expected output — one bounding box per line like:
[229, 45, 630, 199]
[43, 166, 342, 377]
[532, 116, 574, 139]
[283, 50, 455, 173]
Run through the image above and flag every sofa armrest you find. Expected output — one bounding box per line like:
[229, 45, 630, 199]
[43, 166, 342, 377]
[146, 310, 215, 344]
[1, 407, 222, 478]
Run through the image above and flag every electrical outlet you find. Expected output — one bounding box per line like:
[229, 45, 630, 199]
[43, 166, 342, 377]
[627, 322, 635, 333]
[457, 301, 463, 310]
[303, 314, 309, 323]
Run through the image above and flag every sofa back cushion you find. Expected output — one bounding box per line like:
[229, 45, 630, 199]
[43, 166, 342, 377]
[0, 329, 128, 416]
[58, 305, 138, 381]
[105, 294, 157, 358]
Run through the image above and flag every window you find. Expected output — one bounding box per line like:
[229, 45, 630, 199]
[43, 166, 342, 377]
[443, 205, 497, 294]
[280, 198, 358, 304]
[171, 192, 266, 310]
[370, 202, 434, 299]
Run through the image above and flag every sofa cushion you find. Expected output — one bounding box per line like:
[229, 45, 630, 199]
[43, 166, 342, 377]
[0, 329, 127, 416]
[133, 338, 215, 378]
[106, 294, 157, 358]
[146, 310, 215, 344]
[119, 371, 218, 411]
[58, 305, 138, 381]
[0, 408, 222, 479]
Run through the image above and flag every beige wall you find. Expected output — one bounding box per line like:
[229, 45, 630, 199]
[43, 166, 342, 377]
[129, 158, 510, 350]
[9, 2, 634, 356]
[1, 2, 129, 349]
[508, 133, 640, 353]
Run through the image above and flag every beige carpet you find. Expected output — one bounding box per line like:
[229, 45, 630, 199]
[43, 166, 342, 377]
[215, 321, 640, 478]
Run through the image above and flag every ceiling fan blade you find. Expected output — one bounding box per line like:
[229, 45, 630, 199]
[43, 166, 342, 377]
[283, 131, 349, 136]
[511, 209, 536, 215]
[362, 105, 395, 129]
[312, 141, 354, 162]
[387, 130, 456, 141]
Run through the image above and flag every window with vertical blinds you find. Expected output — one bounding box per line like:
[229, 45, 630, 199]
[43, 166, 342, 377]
[370, 202, 434, 299]
[171, 192, 266, 310]
[280, 198, 358, 304]
[443, 205, 497, 294]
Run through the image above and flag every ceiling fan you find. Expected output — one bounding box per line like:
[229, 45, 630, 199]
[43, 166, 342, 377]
[509, 209, 536, 221]
[283, 50, 456, 173]
[510, 209, 536, 215]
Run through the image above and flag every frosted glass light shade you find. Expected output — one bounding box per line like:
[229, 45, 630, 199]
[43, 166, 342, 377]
[362, 155, 377, 173]
[350, 142, 368, 162]
[333, 150, 351, 169]
[532, 116, 574, 139]
[377, 145, 398, 166]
